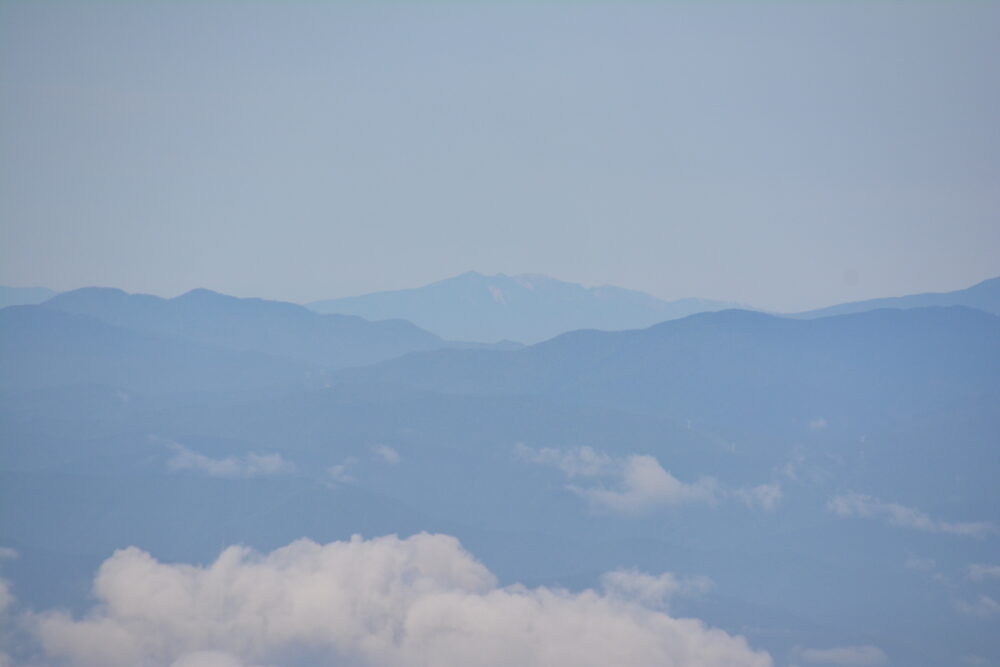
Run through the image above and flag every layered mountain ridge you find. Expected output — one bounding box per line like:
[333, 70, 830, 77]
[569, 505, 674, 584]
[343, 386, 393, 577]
[309, 271, 742, 344]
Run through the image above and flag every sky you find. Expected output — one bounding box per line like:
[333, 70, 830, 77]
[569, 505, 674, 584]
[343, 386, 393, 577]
[1, 1, 998, 312]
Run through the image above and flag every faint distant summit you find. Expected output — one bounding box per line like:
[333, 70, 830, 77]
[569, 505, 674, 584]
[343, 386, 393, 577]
[0, 285, 57, 309]
[308, 272, 742, 344]
[790, 275, 1000, 319]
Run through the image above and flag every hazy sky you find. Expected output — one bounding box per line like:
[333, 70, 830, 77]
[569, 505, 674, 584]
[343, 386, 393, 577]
[1, 1, 998, 311]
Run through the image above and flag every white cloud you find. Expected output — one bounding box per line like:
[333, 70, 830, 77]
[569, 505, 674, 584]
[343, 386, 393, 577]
[955, 595, 1000, 617]
[968, 564, 1000, 582]
[776, 456, 803, 482]
[600, 570, 713, 610]
[28, 533, 771, 667]
[166, 443, 294, 479]
[327, 464, 354, 483]
[327, 456, 358, 484]
[734, 484, 783, 511]
[515, 445, 718, 513]
[904, 556, 936, 572]
[514, 444, 614, 478]
[827, 493, 997, 538]
[0, 578, 14, 615]
[800, 645, 888, 666]
[583, 455, 718, 513]
[808, 418, 828, 431]
[372, 444, 402, 465]
[0, 547, 16, 561]
[517, 445, 783, 513]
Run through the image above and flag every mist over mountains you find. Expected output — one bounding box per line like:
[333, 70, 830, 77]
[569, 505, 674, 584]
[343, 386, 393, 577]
[1, 274, 999, 667]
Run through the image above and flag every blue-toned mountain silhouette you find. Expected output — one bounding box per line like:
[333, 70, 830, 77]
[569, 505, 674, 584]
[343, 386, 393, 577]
[39, 287, 508, 371]
[3, 289, 999, 667]
[0, 286, 57, 309]
[309, 271, 741, 344]
[791, 275, 1000, 318]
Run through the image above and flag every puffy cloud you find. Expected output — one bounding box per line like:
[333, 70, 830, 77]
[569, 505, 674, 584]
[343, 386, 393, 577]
[968, 564, 1000, 582]
[372, 444, 402, 465]
[600, 570, 713, 610]
[955, 595, 1000, 617]
[327, 456, 359, 484]
[584, 455, 718, 513]
[734, 484, 783, 511]
[29, 533, 771, 667]
[514, 444, 614, 478]
[0, 547, 17, 560]
[827, 493, 997, 538]
[799, 645, 888, 666]
[515, 445, 718, 513]
[516, 445, 782, 513]
[167, 443, 294, 479]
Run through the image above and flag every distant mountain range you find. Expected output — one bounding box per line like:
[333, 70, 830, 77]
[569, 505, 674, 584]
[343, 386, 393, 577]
[3, 281, 999, 667]
[342, 305, 1000, 444]
[5, 273, 998, 346]
[790, 275, 1000, 318]
[0, 304, 309, 395]
[42, 287, 458, 367]
[0, 288, 517, 395]
[308, 272, 742, 344]
[0, 286, 57, 309]
[4, 302, 998, 667]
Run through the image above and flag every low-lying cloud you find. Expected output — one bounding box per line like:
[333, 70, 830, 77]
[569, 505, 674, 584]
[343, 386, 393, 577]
[167, 443, 294, 479]
[827, 493, 997, 538]
[968, 564, 1000, 582]
[516, 445, 781, 513]
[954, 595, 1000, 617]
[515, 445, 718, 512]
[372, 444, 402, 465]
[27, 533, 771, 667]
[600, 569, 713, 610]
[734, 483, 783, 511]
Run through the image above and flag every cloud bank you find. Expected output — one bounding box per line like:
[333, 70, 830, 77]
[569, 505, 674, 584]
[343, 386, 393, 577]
[29, 533, 771, 667]
[827, 493, 997, 538]
[167, 443, 294, 479]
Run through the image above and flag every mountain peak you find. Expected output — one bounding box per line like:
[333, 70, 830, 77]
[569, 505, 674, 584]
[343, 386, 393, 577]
[309, 272, 740, 344]
[174, 288, 231, 302]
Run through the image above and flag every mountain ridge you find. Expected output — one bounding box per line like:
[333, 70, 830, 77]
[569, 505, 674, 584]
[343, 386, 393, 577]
[309, 271, 742, 344]
[39, 286, 463, 370]
[790, 275, 1000, 318]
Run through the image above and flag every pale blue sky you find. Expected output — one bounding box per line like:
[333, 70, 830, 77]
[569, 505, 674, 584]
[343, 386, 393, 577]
[1, 1, 998, 311]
